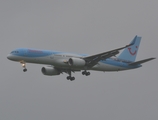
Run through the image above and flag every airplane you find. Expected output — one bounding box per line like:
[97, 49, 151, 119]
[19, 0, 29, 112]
[7, 36, 155, 81]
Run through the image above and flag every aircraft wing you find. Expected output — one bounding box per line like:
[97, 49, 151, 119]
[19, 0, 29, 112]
[83, 40, 136, 67]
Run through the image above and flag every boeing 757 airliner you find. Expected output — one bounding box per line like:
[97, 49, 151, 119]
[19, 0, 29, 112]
[7, 36, 155, 81]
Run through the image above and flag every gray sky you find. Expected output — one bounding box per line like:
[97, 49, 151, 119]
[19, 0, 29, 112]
[0, 0, 158, 120]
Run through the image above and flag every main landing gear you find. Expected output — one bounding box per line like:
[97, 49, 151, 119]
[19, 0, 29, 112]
[20, 62, 27, 72]
[67, 76, 75, 81]
[82, 70, 90, 76]
[67, 70, 75, 81]
[66, 70, 90, 81]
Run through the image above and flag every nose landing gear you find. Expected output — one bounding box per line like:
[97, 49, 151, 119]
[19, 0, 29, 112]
[21, 62, 27, 72]
[23, 68, 27, 72]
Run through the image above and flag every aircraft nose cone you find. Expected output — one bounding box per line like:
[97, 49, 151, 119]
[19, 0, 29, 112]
[7, 54, 12, 60]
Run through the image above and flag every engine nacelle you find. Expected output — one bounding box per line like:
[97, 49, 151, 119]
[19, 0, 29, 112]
[41, 67, 60, 76]
[68, 58, 86, 67]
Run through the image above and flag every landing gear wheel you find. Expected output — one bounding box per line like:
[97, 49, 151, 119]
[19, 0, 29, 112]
[70, 77, 75, 81]
[23, 68, 27, 72]
[67, 76, 75, 81]
[86, 72, 90, 76]
[67, 76, 71, 80]
[82, 71, 85, 75]
[82, 71, 90, 76]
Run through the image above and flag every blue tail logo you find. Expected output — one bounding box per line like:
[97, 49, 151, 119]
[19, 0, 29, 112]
[118, 36, 141, 62]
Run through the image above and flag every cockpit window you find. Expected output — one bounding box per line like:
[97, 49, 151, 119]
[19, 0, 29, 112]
[11, 51, 19, 54]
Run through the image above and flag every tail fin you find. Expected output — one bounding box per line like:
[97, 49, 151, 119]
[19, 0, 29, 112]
[118, 36, 141, 62]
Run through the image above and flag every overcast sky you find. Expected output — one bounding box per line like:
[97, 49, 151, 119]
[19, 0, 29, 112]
[0, 0, 158, 120]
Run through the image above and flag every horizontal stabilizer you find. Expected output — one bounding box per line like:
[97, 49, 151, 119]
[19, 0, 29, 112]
[129, 58, 156, 66]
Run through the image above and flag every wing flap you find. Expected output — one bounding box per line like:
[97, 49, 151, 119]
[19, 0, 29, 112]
[129, 58, 156, 66]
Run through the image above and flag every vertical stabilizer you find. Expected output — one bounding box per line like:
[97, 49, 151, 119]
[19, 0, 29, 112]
[118, 36, 141, 62]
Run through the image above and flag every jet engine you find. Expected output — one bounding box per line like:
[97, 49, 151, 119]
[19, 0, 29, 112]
[41, 67, 60, 76]
[68, 58, 86, 67]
